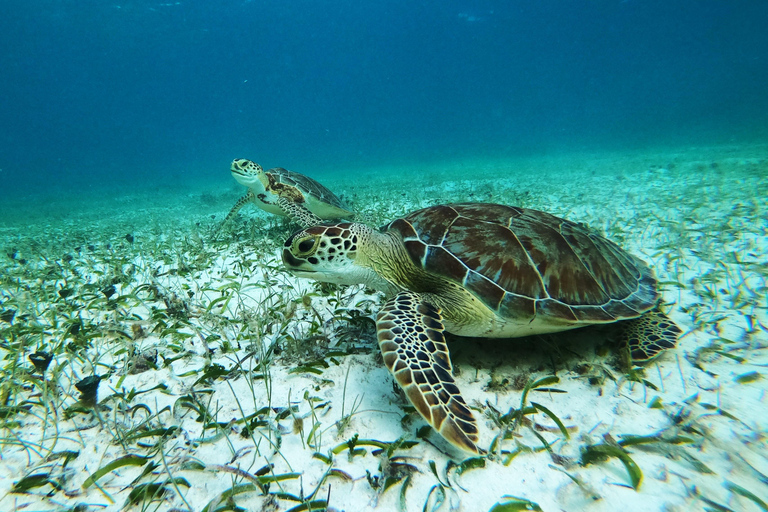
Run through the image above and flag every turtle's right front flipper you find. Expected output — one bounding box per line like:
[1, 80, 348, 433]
[217, 190, 256, 233]
[277, 197, 323, 228]
[377, 291, 479, 453]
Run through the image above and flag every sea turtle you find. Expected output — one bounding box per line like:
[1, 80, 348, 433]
[221, 158, 353, 229]
[281, 203, 681, 453]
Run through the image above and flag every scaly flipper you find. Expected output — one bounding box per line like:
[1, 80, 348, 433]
[218, 190, 256, 231]
[277, 196, 323, 229]
[376, 291, 479, 453]
[621, 308, 681, 363]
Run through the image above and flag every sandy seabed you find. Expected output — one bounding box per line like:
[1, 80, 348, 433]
[1, 145, 766, 512]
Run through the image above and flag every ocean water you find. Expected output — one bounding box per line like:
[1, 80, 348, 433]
[2, 0, 767, 203]
[2, 3, 768, 511]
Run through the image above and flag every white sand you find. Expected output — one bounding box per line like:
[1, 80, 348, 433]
[1, 146, 766, 512]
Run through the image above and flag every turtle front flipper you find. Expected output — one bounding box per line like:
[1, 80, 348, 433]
[277, 196, 323, 228]
[621, 308, 681, 363]
[377, 291, 479, 453]
[218, 190, 256, 230]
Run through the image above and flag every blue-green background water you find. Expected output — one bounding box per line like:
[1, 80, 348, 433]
[2, 0, 767, 198]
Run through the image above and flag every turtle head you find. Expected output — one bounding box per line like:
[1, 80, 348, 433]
[282, 222, 390, 290]
[230, 158, 266, 188]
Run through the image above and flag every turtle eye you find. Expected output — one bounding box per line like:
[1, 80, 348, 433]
[295, 236, 319, 256]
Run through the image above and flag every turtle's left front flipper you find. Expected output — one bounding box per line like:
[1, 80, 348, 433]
[377, 291, 479, 453]
[622, 308, 681, 363]
[277, 197, 323, 228]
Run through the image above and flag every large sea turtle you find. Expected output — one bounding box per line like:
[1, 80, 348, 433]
[221, 158, 353, 228]
[281, 203, 681, 453]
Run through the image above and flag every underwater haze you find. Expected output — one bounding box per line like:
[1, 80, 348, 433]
[3, 3, 768, 510]
[2, 0, 768, 197]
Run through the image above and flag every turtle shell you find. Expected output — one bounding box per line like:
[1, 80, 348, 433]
[383, 203, 659, 325]
[267, 168, 352, 215]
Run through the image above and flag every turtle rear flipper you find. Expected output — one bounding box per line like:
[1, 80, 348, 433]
[622, 308, 681, 363]
[376, 291, 479, 453]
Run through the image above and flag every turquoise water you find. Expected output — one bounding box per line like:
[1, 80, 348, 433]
[1, 1, 767, 202]
[1, 3, 767, 506]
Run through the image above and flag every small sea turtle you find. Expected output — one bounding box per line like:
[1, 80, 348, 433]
[282, 203, 681, 453]
[222, 158, 353, 228]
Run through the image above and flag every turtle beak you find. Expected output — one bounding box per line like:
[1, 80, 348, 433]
[282, 248, 309, 270]
[230, 165, 248, 177]
[230, 159, 250, 177]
